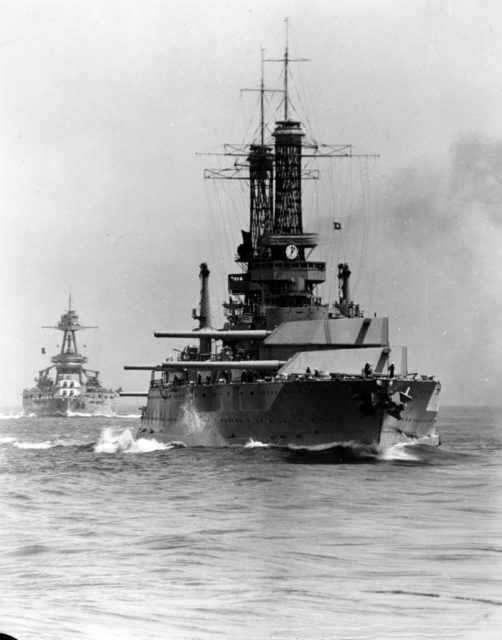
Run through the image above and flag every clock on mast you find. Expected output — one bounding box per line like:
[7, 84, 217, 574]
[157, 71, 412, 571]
[285, 244, 298, 260]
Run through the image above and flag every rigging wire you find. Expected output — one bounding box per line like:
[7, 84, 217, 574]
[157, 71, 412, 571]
[287, 36, 382, 313]
[363, 156, 380, 314]
[202, 36, 381, 322]
[203, 179, 226, 321]
[228, 84, 248, 143]
[241, 91, 262, 144]
[351, 157, 368, 297]
[202, 81, 262, 323]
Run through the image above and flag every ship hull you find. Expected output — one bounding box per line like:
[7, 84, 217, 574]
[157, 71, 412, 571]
[22, 393, 117, 417]
[138, 377, 440, 448]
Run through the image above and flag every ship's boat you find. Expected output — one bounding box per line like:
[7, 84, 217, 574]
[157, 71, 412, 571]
[22, 301, 119, 417]
[123, 40, 441, 448]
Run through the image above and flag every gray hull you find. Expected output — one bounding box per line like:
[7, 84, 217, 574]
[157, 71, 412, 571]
[139, 376, 440, 448]
[22, 393, 116, 417]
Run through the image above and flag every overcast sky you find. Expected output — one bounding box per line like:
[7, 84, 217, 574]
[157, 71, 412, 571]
[1, 0, 501, 407]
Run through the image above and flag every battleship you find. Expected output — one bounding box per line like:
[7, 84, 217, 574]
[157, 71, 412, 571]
[123, 41, 441, 448]
[22, 301, 119, 417]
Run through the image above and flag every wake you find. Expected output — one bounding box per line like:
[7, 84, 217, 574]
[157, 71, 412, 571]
[2, 426, 445, 463]
[1, 427, 182, 453]
[281, 439, 444, 464]
[0, 411, 24, 420]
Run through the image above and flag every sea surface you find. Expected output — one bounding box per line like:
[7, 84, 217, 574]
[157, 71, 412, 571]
[0, 405, 501, 640]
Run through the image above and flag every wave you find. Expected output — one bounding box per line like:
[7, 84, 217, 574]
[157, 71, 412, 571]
[285, 441, 378, 464]
[287, 440, 364, 452]
[65, 411, 94, 418]
[372, 589, 502, 607]
[377, 439, 448, 464]
[1, 435, 67, 449]
[0, 408, 139, 420]
[66, 411, 121, 418]
[13, 441, 57, 450]
[94, 427, 186, 454]
[244, 439, 273, 449]
[1, 428, 185, 453]
[281, 433, 448, 464]
[245, 438, 395, 463]
[0, 411, 24, 420]
[66, 411, 140, 418]
[377, 442, 424, 462]
[11, 435, 86, 449]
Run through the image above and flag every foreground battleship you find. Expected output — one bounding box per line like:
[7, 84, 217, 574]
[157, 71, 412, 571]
[23, 302, 119, 417]
[124, 44, 441, 448]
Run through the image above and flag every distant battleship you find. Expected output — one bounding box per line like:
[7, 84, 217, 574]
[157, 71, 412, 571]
[123, 39, 441, 448]
[23, 301, 118, 417]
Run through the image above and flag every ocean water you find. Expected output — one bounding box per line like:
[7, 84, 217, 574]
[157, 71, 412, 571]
[0, 406, 501, 640]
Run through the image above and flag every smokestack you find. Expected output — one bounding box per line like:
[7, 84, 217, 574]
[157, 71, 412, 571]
[198, 263, 211, 329]
[338, 263, 351, 303]
[193, 262, 212, 357]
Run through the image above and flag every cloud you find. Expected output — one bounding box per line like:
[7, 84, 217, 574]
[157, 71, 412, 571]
[381, 133, 502, 404]
[450, 133, 502, 226]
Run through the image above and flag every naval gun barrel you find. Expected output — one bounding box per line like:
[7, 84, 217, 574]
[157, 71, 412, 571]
[119, 392, 148, 397]
[124, 360, 284, 371]
[153, 330, 271, 340]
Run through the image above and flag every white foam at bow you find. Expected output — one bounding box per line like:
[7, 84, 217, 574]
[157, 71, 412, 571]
[94, 427, 178, 453]
[378, 442, 421, 461]
[244, 439, 271, 448]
